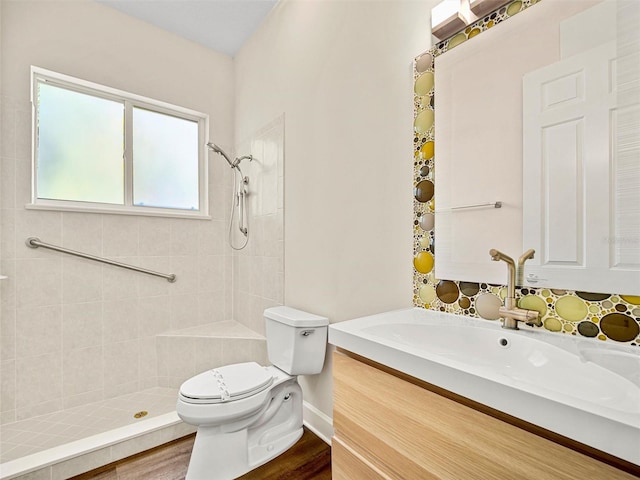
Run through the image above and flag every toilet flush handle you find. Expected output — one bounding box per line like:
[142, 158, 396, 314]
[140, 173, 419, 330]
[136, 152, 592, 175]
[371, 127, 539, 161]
[301, 329, 315, 337]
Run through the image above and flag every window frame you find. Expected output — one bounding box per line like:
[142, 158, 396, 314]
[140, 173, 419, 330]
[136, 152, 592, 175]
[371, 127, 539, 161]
[29, 66, 210, 219]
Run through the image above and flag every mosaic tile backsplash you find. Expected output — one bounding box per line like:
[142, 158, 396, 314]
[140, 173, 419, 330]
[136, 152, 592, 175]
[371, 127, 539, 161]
[412, 0, 640, 346]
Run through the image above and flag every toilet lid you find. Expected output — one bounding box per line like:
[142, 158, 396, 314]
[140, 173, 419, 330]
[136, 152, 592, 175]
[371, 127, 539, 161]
[179, 362, 274, 404]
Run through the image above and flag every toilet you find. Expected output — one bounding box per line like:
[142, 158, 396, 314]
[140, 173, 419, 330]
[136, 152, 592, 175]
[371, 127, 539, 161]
[176, 306, 329, 480]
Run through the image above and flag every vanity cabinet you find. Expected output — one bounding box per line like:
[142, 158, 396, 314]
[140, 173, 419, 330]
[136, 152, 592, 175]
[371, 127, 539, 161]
[332, 351, 638, 479]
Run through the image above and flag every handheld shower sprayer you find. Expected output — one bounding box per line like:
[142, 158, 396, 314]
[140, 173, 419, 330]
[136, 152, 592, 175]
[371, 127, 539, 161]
[206, 142, 254, 250]
[206, 143, 253, 169]
[206, 142, 234, 168]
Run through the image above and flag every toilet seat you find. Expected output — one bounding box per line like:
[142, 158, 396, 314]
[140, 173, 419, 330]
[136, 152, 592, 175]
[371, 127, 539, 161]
[179, 362, 274, 405]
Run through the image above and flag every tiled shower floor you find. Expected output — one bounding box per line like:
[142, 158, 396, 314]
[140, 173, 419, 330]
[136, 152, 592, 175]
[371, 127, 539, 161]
[0, 387, 178, 464]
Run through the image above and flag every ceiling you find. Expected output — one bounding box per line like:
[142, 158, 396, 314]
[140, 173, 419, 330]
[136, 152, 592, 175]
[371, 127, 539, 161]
[96, 0, 279, 57]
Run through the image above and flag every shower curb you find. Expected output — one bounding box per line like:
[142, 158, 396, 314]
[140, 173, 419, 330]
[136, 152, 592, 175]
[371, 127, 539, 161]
[0, 412, 196, 480]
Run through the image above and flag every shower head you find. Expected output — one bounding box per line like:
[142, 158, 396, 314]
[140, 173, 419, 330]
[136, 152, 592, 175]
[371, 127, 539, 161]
[207, 142, 254, 170]
[206, 142, 235, 168]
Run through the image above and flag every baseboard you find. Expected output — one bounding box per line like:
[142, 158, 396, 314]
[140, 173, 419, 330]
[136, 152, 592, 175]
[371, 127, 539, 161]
[302, 401, 333, 445]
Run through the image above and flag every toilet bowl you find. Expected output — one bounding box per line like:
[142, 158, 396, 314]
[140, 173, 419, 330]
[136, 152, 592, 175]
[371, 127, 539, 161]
[176, 306, 328, 480]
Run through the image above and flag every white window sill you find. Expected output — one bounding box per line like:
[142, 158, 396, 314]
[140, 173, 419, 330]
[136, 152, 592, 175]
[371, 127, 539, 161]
[26, 202, 211, 220]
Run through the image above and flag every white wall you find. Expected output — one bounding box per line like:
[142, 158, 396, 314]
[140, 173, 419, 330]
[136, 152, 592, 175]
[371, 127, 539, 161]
[0, 0, 234, 423]
[235, 0, 437, 420]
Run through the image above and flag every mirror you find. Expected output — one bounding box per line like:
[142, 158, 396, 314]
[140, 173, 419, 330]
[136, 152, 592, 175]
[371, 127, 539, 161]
[433, 0, 640, 296]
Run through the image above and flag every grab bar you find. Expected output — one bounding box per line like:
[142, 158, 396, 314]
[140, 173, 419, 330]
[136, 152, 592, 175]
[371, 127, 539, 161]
[25, 237, 177, 283]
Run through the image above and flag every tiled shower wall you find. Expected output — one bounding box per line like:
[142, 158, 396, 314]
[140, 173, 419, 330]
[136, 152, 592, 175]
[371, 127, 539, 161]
[412, 0, 640, 345]
[0, 94, 230, 423]
[233, 117, 285, 336]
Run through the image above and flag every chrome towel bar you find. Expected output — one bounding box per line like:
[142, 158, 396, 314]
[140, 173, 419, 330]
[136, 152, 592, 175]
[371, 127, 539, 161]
[25, 237, 176, 283]
[450, 201, 502, 211]
[435, 201, 502, 213]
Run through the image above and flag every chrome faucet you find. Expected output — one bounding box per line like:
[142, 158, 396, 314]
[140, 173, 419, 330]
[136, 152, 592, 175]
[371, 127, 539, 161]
[489, 249, 541, 330]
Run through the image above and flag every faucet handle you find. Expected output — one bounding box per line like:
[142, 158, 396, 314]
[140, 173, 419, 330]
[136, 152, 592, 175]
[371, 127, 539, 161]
[522, 309, 541, 327]
[499, 305, 541, 329]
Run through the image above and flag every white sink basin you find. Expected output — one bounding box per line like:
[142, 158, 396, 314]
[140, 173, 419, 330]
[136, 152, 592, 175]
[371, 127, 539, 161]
[329, 308, 640, 465]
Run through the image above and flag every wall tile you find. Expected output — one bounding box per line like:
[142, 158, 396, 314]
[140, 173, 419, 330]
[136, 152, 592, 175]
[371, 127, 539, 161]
[194, 336, 223, 373]
[249, 296, 268, 336]
[208, 161, 228, 222]
[169, 294, 199, 330]
[1, 156, 16, 210]
[15, 305, 62, 359]
[62, 302, 103, 351]
[1, 359, 16, 415]
[252, 338, 269, 366]
[102, 258, 139, 300]
[63, 346, 104, 398]
[1, 207, 16, 259]
[15, 155, 32, 206]
[248, 256, 264, 298]
[15, 210, 62, 259]
[137, 257, 171, 297]
[61, 213, 103, 256]
[198, 220, 225, 256]
[138, 295, 171, 337]
[103, 299, 140, 344]
[138, 217, 172, 257]
[170, 219, 198, 255]
[1, 104, 16, 158]
[198, 290, 225, 324]
[138, 337, 158, 389]
[224, 255, 233, 320]
[1, 305, 16, 361]
[103, 215, 139, 257]
[197, 255, 224, 293]
[1, 259, 16, 308]
[0, 410, 17, 424]
[16, 398, 63, 421]
[263, 261, 283, 302]
[221, 338, 267, 365]
[62, 257, 103, 304]
[103, 340, 139, 397]
[234, 291, 251, 330]
[156, 336, 195, 383]
[15, 257, 62, 308]
[15, 109, 32, 161]
[16, 352, 63, 410]
[63, 389, 104, 410]
[169, 255, 198, 295]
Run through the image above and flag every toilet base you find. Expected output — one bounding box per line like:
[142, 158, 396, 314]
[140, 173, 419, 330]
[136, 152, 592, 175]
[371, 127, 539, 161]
[185, 379, 304, 480]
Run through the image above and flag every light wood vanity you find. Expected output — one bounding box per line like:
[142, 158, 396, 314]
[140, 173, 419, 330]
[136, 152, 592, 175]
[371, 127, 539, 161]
[332, 351, 640, 479]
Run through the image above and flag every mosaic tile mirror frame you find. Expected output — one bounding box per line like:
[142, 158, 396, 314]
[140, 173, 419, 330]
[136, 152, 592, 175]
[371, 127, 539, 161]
[412, 0, 640, 345]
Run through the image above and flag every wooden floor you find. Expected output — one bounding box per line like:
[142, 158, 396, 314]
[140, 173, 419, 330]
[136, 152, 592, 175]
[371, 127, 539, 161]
[71, 428, 331, 480]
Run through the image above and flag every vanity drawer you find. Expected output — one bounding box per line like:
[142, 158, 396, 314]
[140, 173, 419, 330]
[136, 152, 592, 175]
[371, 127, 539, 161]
[332, 351, 637, 480]
[332, 437, 391, 480]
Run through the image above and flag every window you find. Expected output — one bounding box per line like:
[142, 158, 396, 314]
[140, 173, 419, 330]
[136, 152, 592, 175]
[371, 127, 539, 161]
[30, 67, 209, 218]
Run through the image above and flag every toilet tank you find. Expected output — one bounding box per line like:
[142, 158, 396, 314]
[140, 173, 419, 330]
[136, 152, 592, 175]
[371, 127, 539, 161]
[264, 306, 329, 375]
